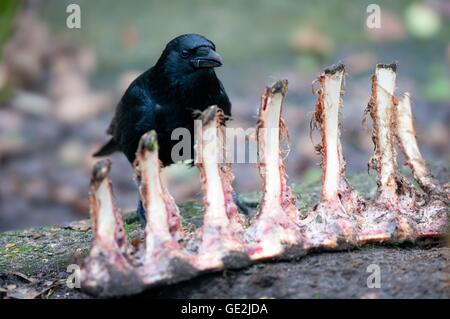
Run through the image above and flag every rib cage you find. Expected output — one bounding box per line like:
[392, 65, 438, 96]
[81, 63, 449, 297]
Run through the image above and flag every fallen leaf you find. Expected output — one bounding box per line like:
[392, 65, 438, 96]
[5, 280, 60, 299]
[10, 271, 36, 283]
[63, 220, 91, 232]
[29, 233, 43, 240]
[6, 286, 40, 299]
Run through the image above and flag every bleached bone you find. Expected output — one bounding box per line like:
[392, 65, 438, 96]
[134, 131, 196, 281]
[300, 63, 361, 249]
[81, 160, 143, 297]
[396, 93, 443, 195]
[245, 80, 304, 260]
[193, 106, 249, 270]
[358, 63, 418, 243]
[368, 65, 399, 201]
[365, 64, 418, 205]
[318, 64, 345, 203]
[395, 94, 448, 237]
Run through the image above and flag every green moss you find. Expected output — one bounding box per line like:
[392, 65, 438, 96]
[0, 227, 93, 276]
[146, 135, 159, 152]
[124, 221, 140, 240]
[0, 243, 31, 260]
[82, 247, 90, 257]
[179, 201, 204, 227]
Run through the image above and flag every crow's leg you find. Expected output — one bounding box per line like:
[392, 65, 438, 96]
[232, 191, 256, 215]
[132, 173, 146, 226]
[136, 199, 146, 225]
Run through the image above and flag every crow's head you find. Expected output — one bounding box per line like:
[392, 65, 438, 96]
[157, 34, 223, 76]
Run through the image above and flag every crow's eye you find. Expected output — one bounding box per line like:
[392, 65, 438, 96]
[180, 50, 189, 58]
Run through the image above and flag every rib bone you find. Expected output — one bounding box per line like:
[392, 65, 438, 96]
[193, 106, 249, 270]
[396, 93, 443, 195]
[320, 65, 344, 203]
[81, 160, 143, 297]
[395, 94, 448, 237]
[245, 80, 304, 260]
[365, 64, 418, 205]
[370, 65, 399, 200]
[359, 64, 417, 243]
[135, 131, 195, 281]
[301, 64, 361, 249]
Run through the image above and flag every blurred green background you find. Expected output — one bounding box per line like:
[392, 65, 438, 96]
[41, 0, 450, 99]
[0, 0, 449, 230]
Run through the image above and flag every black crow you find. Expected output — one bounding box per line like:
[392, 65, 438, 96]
[94, 33, 230, 164]
[94, 34, 247, 222]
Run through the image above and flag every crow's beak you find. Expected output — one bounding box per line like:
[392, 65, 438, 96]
[191, 49, 223, 69]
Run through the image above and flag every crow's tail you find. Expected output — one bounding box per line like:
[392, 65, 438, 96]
[93, 138, 118, 157]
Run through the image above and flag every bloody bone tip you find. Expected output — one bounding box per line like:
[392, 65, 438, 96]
[201, 105, 219, 125]
[92, 159, 112, 182]
[324, 62, 345, 75]
[269, 79, 288, 95]
[138, 130, 159, 153]
[376, 62, 397, 72]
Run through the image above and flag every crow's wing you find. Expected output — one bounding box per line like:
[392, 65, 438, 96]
[114, 83, 160, 162]
[217, 79, 232, 117]
[95, 74, 159, 162]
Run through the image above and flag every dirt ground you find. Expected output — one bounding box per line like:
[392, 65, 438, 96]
[144, 245, 449, 299]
